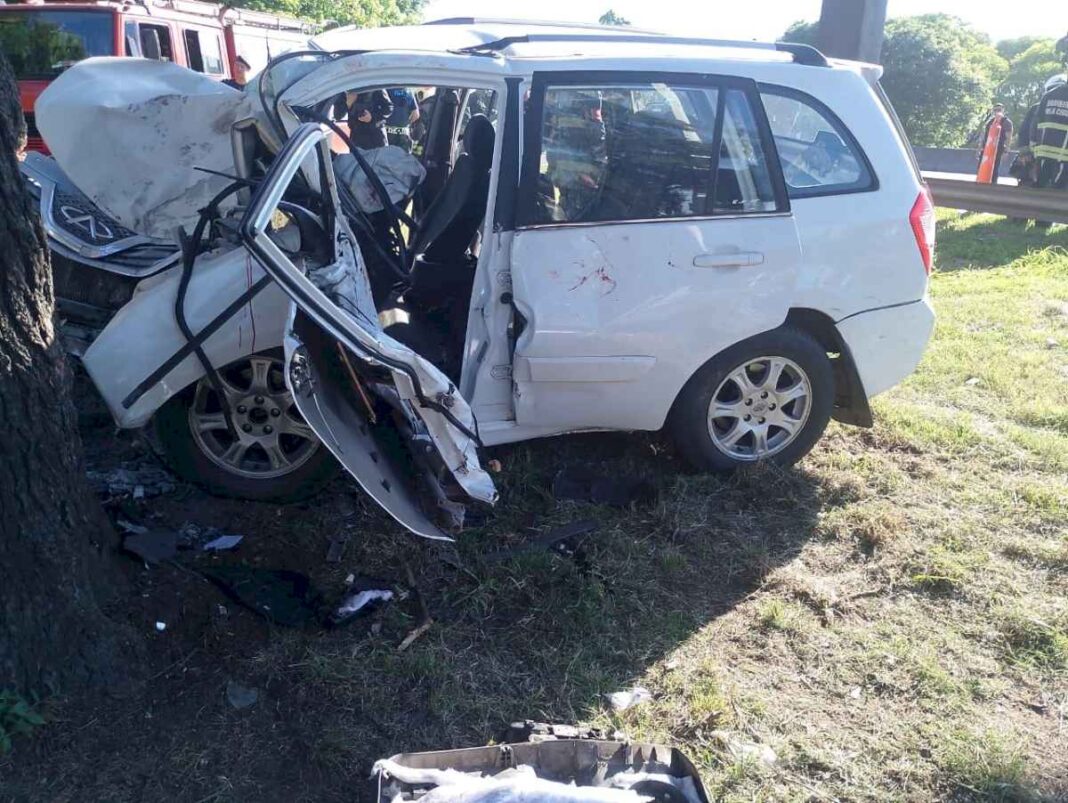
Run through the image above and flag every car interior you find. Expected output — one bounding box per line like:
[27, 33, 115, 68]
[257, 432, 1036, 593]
[294, 84, 501, 384]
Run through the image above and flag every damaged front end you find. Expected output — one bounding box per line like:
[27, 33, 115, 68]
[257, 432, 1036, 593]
[241, 124, 497, 539]
[27, 57, 496, 538]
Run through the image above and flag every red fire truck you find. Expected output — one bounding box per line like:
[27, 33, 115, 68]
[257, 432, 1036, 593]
[0, 0, 315, 151]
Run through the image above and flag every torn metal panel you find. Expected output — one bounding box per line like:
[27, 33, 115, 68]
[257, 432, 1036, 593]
[35, 57, 254, 239]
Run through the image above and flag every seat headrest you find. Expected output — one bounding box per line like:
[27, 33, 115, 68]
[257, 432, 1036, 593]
[462, 114, 495, 170]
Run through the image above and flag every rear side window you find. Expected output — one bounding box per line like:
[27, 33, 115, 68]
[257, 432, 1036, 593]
[526, 80, 783, 225]
[760, 87, 874, 198]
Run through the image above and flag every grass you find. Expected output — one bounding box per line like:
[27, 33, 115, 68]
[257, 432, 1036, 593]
[3, 211, 1067, 800]
[0, 691, 44, 754]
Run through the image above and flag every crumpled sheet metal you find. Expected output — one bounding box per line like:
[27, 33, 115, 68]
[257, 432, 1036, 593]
[35, 57, 253, 239]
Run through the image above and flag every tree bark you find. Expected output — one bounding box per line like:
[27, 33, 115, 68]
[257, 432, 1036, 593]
[0, 52, 140, 696]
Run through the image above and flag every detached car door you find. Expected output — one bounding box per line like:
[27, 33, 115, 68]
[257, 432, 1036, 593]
[240, 124, 496, 540]
[509, 73, 802, 434]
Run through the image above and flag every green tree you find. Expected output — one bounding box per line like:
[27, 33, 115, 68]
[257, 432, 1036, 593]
[879, 15, 1007, 147]
[598, 10, 631, 26]
[997, 39, 1061, 133]
[233, 0, 424, 28]
[997, 36, 1047, 62]
[781, 20, 818, 47]
[783, 15, 1008, 147]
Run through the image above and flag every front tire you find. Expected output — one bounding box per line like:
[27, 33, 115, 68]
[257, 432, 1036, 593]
[669, 328, 834, 473]
[155, 352, 337, 502]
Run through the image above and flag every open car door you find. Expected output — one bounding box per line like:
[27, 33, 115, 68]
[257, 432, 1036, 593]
[240, 124, 496, 540]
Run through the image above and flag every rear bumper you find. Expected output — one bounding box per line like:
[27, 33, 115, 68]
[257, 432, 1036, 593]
[837, 298, 935, 398]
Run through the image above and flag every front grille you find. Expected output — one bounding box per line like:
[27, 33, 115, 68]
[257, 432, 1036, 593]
[52, 187, 140, 246]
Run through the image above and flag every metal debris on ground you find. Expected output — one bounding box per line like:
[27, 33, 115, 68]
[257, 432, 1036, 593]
[552, 467, 658, 508]
[605, 687, 652, 711]
[373, 740, 708, 803]
[154, 621, 167, 632]
[86, 459, 177, 499]
[225, 680, 259, 710]
[374, 760, 647, 803]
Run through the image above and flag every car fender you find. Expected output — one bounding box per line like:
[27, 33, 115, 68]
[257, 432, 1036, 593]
[82, 247, 289, 428]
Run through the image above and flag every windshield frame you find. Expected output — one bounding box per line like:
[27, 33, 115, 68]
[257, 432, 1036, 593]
[0, 7, 117, 81]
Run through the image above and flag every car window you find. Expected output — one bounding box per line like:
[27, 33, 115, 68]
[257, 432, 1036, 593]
[716, 89, 779, 214]
[183, 29, 204, 72]
[535, 82, 717, 224]
[139, 23, 173, 62]
[531, 82, 781, 225]
[760, 88, 873, 197]
[201, 33, 225, 74]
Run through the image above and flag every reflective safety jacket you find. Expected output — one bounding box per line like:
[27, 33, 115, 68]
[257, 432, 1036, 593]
[1035, 83, 1068, 162]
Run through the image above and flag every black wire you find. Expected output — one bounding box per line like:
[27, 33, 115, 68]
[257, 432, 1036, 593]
[174, 181, 248, 438]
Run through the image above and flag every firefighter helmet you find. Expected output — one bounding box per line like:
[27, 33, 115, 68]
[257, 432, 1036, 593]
[1044, 74, 1067, 93]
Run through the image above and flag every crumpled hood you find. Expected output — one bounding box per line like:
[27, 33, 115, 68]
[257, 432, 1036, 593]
[35, 57, 255, 240]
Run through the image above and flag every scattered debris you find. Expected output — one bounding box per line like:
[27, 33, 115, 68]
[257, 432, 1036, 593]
[155, 621, 167, 632]
[487, 459, 503, 473]
[708, 731, 777, 767]
[117, 518, 149, 535]
[123, 530, 178, 564]
[329, 577, 394, 627]
[86, 459, 177, 498]
[397, 620, 434, 652]
[225, 680, 259, 710]
[483, 519, 600, 563]
[201, 566, 323, 628]
[202, 534, 243, 552]
[1047, 338, 1060, 349]
[397, 564, 433, 650]
[605, 686, 652, 711]
[325, 533, 348, 563]
[178, 522, 244, 552]
[552, 467, 657, 508]
[964, 376, 982, 386]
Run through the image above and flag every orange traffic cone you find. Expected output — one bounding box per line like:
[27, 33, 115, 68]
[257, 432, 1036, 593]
[977, 113, 1005, 184]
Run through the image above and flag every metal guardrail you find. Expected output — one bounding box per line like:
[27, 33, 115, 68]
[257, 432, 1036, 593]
[925, 176, 1068, 224]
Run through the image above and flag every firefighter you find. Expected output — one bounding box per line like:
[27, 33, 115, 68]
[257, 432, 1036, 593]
[1010, 98, 1041, 189]
[975, 104, 1013, 184]
[1035, 74, 1068, 191]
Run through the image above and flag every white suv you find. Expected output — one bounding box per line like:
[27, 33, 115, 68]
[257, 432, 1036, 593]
[30, 19, 935, 539]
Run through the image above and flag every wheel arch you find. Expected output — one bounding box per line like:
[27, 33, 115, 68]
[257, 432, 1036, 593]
[665, 309, 872, 430]
[783, 308, 873, 428]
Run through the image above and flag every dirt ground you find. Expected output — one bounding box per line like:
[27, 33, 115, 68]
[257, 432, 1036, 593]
[2, 214, 1067, 802]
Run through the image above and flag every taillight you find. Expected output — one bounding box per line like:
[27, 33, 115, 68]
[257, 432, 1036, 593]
[909, 186, 936, 275]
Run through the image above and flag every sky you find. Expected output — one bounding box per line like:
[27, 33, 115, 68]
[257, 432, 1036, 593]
[420, 0, 1063, 44]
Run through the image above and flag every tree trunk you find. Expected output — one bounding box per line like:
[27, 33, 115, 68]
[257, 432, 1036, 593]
[0, 53, 140, 696]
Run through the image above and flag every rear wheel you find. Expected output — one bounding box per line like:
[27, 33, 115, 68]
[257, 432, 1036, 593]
[155, 352, 337, 502]
[669, 328, 834, 472]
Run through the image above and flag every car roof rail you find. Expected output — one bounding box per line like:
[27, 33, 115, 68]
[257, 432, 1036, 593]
[425, 17, 664, 35]
[456, 32, 829, 67]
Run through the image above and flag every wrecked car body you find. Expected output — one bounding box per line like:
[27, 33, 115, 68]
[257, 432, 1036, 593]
[24, 20, 935, 538]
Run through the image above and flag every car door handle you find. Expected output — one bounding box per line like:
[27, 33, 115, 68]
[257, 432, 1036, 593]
[693, 252, 765, 268]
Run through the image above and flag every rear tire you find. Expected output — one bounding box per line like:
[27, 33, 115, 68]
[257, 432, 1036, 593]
[668, 327, 834, 473]
[155, 352, 337, 502]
